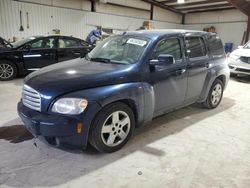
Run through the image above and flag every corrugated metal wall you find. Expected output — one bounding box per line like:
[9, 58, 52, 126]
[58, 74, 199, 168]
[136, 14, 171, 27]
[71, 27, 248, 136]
[0, 0, 182, 41]
[184, 10, 248, 47]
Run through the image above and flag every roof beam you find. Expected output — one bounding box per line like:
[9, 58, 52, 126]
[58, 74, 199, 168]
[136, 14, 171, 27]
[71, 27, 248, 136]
[187, 7, 235, 13]
[141, 0, 183, 15]
[161, 0, 178, 4]
[226, 0, 250, 16]
[177, 3, 232, 11]
[173, 0, 228, 8]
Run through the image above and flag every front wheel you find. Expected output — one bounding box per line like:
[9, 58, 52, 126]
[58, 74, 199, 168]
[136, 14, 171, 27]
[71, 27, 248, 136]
[0, 61, 17, 81]
[89, 102, 135, 153]
[203, 79, 224, 109]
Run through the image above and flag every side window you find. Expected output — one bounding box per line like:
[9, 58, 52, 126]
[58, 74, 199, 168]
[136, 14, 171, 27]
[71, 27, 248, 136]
[30, 38, 56, 49]
[59, 38, 79, 48]
[208, 35, 224, 56]
[185, 37, 207, 58]
[151, 38, 182, 61]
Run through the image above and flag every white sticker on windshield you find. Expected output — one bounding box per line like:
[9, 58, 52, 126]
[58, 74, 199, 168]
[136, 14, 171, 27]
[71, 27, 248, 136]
[127, 38, 147, 46]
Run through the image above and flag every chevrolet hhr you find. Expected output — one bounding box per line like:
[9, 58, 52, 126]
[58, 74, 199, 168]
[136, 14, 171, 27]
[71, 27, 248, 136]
[18, 30, 230, 153]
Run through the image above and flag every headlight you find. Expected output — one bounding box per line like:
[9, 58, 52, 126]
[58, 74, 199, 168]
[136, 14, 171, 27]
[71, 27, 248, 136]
[52, 98, 88, 115]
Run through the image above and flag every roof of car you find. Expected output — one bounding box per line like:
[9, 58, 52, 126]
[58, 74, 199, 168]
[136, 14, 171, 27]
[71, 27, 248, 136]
[125, 29, 213, 39]
[31, 35, 81, 39]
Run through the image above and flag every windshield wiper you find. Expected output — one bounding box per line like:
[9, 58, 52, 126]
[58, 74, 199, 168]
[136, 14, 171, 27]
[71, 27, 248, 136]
[90, 57, 111, 64]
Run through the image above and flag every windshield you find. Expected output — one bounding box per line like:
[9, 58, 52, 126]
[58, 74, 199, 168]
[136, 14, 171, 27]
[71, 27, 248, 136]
[244, 41, 250, 49]
[12, 36, 39, 48]
[87, 35, 150, 64]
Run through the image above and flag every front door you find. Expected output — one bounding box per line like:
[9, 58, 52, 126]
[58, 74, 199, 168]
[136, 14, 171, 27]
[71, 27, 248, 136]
[23, 37, 57, 71]
[184, 36, 210, 102]
[147, 37, 188, 116]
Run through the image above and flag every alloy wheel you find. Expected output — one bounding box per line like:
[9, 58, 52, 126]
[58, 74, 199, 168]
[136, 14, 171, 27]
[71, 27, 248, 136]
[101, 111, 131, 147]
[211, 83, 222, 106]
[0, 64, 14, 79]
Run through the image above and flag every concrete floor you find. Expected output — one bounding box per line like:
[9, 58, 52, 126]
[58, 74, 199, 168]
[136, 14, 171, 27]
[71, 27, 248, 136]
[0, 77, 250, 188]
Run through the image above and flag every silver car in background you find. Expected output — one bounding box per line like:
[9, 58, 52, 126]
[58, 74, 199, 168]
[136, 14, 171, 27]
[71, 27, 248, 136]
[228, 40, 250, 76]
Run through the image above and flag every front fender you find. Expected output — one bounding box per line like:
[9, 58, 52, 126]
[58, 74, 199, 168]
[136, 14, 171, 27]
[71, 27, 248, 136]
[61, 82, 148, 126]
[52, 82, 156, 148]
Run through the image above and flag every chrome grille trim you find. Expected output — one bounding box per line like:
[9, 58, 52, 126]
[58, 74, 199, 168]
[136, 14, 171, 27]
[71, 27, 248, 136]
[22, 84, 41, 111]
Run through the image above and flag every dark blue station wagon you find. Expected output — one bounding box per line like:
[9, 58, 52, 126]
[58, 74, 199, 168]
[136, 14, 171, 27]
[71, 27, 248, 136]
[18, 30, 230, 153]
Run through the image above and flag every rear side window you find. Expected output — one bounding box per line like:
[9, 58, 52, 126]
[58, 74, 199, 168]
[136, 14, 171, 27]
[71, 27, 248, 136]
[207, 35, 224, 56]
[185, 37, 207, 58]
[59, 38, 80, 48]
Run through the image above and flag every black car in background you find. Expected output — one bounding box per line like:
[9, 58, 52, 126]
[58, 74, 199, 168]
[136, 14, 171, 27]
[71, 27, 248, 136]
[0, 37, 13, 51]
[0, 35, 94, 81]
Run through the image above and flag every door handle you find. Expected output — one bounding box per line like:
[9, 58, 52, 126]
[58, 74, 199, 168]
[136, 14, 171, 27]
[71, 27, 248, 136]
[176, 68, 186, 75]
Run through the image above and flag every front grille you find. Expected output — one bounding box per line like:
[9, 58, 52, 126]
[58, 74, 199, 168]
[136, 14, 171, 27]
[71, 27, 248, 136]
[22, 84, 41, 111]
[236, 68, 250, 73]
[240, 56, 250, 64]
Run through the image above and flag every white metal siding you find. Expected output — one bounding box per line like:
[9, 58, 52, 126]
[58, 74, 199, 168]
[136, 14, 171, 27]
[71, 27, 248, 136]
[184, 9, 248, 47]
[0, 0, 182, 41]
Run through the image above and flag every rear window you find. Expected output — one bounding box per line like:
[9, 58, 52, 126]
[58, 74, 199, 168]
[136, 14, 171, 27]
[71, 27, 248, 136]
[207, 35, 224, 56]
[185, 37, 207, 58]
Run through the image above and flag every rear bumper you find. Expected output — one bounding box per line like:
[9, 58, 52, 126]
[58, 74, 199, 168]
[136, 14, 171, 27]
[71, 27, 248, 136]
[17, 101, 101, 149]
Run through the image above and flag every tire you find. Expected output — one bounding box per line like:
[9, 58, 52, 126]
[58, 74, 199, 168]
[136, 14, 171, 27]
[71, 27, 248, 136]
[203, 79, 224, 109]
[89, 102, 135, 153]
[0, 61, 17, 81]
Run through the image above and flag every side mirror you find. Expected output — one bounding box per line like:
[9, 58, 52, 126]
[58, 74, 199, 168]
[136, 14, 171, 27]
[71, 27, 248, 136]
[238, 45, 243, 49]
[23, 44, 31, 50]
[150, 54, 175, 67]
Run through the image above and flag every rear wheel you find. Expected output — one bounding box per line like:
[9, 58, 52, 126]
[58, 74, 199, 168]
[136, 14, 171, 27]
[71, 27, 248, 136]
[203, 79, 224, 109]
[0, 61, 17, 81]
[89, 102, 135, 153]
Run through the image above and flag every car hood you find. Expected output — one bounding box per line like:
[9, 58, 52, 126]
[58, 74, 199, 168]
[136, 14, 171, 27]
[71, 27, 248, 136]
[231, 48, 250, 57]
[25, 58, 140, 99]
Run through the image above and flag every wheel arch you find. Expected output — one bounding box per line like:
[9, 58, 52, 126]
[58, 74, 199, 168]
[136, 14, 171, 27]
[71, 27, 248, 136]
[216, 75, 226, 89]
[102, 99, 139, 127]
[198, 72, 228, 103]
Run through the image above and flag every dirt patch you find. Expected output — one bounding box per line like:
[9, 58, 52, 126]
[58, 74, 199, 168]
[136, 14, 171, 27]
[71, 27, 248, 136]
[0, 125, 33, 143]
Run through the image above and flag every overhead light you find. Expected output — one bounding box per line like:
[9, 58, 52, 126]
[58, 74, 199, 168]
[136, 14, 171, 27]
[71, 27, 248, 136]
[177, 0, 185, 4]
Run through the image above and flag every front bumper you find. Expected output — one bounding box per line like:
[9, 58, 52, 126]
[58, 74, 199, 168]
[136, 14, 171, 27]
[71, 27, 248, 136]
[228, 59, 250, 76]
[17, 101, 101, 149]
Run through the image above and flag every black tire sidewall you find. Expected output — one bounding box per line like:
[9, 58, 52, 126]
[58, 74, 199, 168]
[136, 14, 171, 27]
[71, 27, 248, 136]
[89, 102, 135, 153]
[0, 61, 17, 81]
[206, 79, 224, 109]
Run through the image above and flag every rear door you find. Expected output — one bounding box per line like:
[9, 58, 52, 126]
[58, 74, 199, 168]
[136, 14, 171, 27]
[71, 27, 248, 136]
[22, 37, 57, 70]
[57, 37, 91, 62]
[185, 36, 210, 101]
